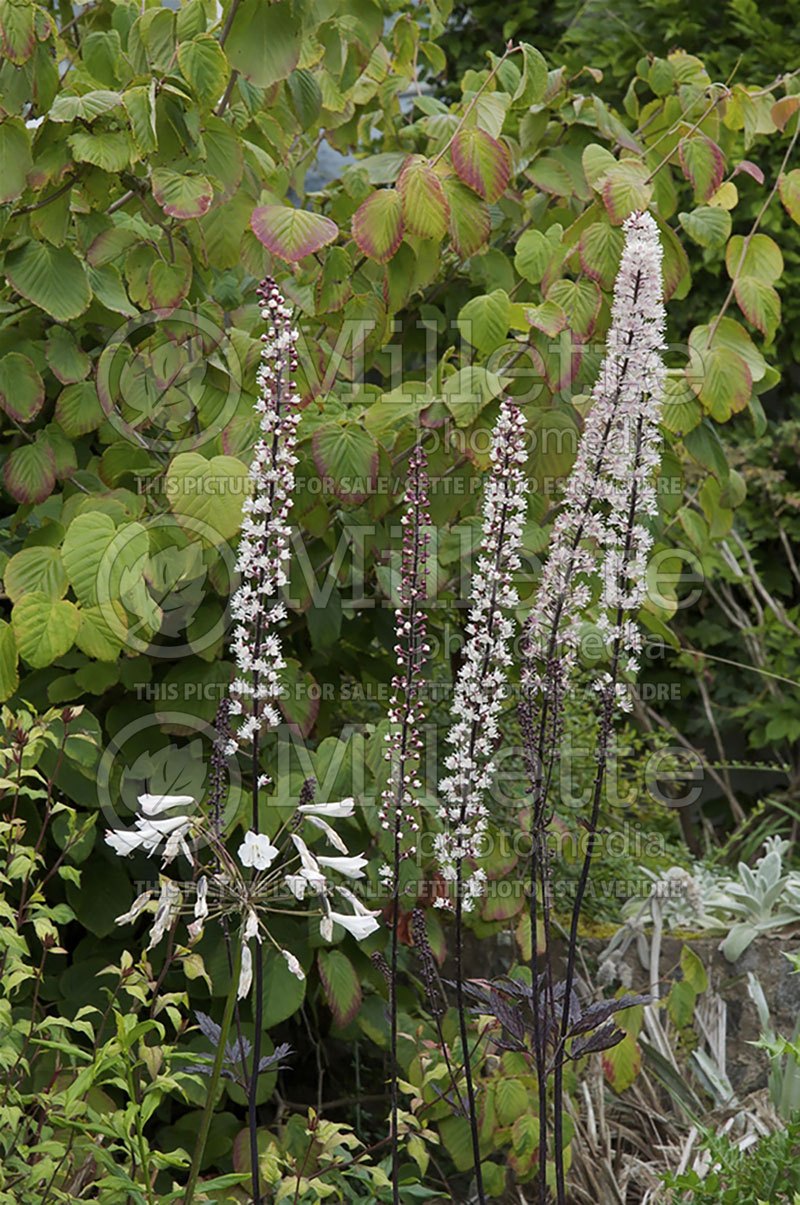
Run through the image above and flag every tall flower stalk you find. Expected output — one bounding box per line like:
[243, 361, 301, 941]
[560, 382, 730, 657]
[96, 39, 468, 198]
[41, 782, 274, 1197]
[435, 400, 529, 1205]
[520, 211, 666, 1203]
[380, 443, 430, 1205]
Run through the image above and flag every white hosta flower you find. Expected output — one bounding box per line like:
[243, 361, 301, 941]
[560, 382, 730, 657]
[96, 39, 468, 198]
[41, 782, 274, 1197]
[148, 880, 182, 950]
[325, 909, 381, 941]
[105, 811, 193, 866]
[282, 949, 305, 980]
[114, 891, 153, 926]
[316, 854, 368, 879]
[238, 942, 253, 999]
[303, 815, 348, 853]
[298, 798, 355, 818]
[194, 876, 208, 920]
[138, 793, 195, 816]
[238, 830, 279, 871]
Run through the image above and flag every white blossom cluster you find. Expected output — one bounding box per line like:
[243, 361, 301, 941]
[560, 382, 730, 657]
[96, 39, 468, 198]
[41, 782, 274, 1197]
[379, 444, 431, 885]
[434, 401, 529, 909]
[523, 211, 666, 712]
[228, 277, 301, 754]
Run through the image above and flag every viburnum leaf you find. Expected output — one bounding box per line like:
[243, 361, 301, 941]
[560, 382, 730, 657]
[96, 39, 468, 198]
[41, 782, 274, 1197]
[0, 118, 33, 203]
[733, 276, 780, 343]
[177, 34, 228, 105]
[0, 353, 45, 423]
[779, 168, 800, 223]
[441, 176, 491, 258]
[0, 622, 19, 703]
[11, 593, 80, 668]
[68, 130, 133, 173]
[679, 134, 725, 201]
[45, 327, 91, 384]
[602, 1030, 642, 1092]
[151, 167, 214, 219]
[456, 290, 510, 355]
[0, 0, 35, 63]
[54, 381, 108, 438]
[678, 206, 731, 249]
[147, 254, 193, 315]
[5, 240, 92, 322]
[351, 190, 404, 263]
[252, 204, 339, 262]
[225, 0, 301, 89]
[725, 233, 783, 284]
[317, 950, 362, 1028]
[451, 126, 511, 203]
[3, 439, 56, 504]
[601, 160, 653, 224]
[546, 278, 601, 341]
[579, 221, 625, 290]
[311, 422, 379, 503]
[687, 326, 753, 422]
[396, 155, 449, 239]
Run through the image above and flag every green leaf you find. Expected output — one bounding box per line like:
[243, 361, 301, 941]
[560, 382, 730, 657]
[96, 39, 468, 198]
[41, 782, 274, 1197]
[252, 204, 339, 262]
[151, 167, 213, 219]
[0, 118, 32, 203]
[55, 381, 108, 437]
[515, 228, 555, 284]
[61, 512, 117, 605]
[11, 593, 80, 667]
[288, 68, 322, 131]
[68, 129, 133, 172]
[779, 168, 800, 223]
[602, 1031, 641, 1092]
[438, 1116, 474, 1172]
[582, 142, 618, 190]
[546, 277, 601, 341]
[317, 950, 362, 1028]
[441, 365, 505, 426]
[733, 276, 780, 343]
[495, 1076, 529, 1126]
[679, 134, 725, 201]
[687, 340, 752, 422]
[722, 922, 758, 962]
[166, 452, 248, 543]
[351, 190, 404, 264]
[0, 352, 45, 422]
[442, 176, 491, 258]
[667, 979, 696, 1029]
[122, 84, 157, 154]
[661, 375, 701, 435]
[513, 42, 548, 107]
[397, 155, 449, 239]
[678, 206, 731, 249]
[0, 621, 19, 702]
[451, 126, 511, 203]
[225, 0, 301, 88]
[456, 289, 510, 355]
[147, 255, 192, 314]
[4, 546, 67, 603]
[45, 326, 90, 384]
[85, 264, 137, 317]
[725, 233, 783, 284]
[76, 603, 126, 661]
[579, 221, 624, 291]
[311, 423, 378, 503]
[5, 241, 92, 322]
[601, 160, 653, 224]
[680, 944, 708, 994]
[49, 89, 122, 122]
[3, 439, 56, 503]
[0, 0, 35, 63]
[178, 34, 228, 105]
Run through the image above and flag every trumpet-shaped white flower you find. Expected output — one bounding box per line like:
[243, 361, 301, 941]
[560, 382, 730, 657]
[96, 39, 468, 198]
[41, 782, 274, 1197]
[114, 890, 153, 926]
[238, 943, 253, 999]
[297, 798, 355, 818]
[148, 879, 182, 949]
[138, 793, 195, 816]
[238, 830, 279, 871]
[303, 814, 348, 853]
[325, 909, 381, 941]
[316, 854, 368, 879]
[105, 794, 195, 866]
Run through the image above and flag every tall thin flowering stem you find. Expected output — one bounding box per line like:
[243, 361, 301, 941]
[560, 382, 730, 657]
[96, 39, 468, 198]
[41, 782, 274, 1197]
[435, 401, 528, 1204]
[380, 443, 430, 1205]
[228, 277, 302, 1205]
[519, 211, 665, 1203]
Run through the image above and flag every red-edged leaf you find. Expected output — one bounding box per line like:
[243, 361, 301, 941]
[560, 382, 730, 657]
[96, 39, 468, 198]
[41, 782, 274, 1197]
[351, 190, 404, 264]
[45, 327, 90, 384]
[779, 169, 800, 223]
[546, 278, 601, 342]
[734, 277, 780, 342]
[601, 160, 653, 224]
[151, 167, 213, 218]
[686, 327, 753, 422]
[0, 353, 45, 423]
[602, 1031, 641, 1092]
[451, 126, 511, 204]
[679, 135, 725, 201]
[442, 176, 491, 258]
[734, 159, 765, 185]
[252, 204, 339, 262]
[4, 439, 56, 504]
[396, 155, 449, 239]
[317, 950, 362, 1028]
[657, 219, 691, 302]
[579, 221, 624, 291]
[147, 255, 192, 315]
[771, 96, 800, 131]
[54, 381, 109, 437]
[0, 1, 35, 63]
[311, 422, 378, 503]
